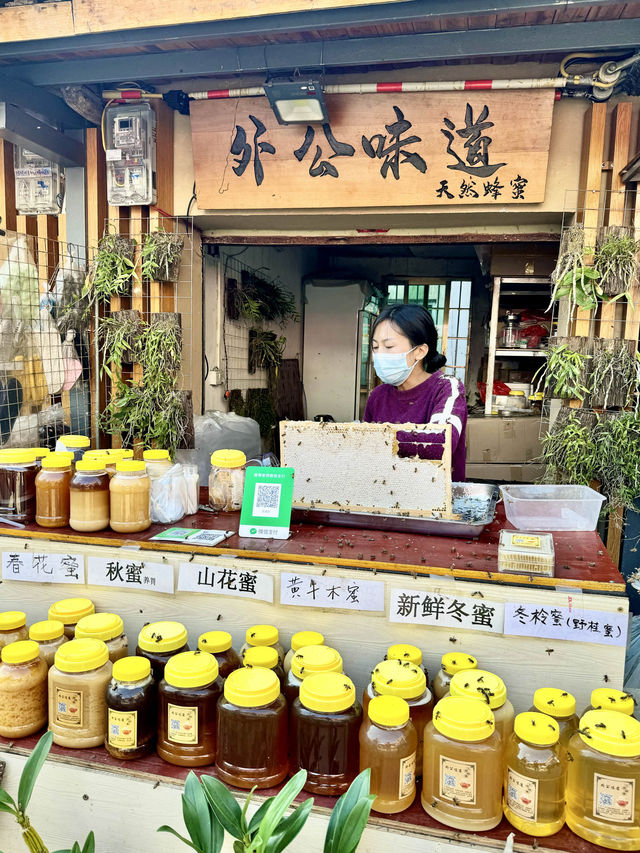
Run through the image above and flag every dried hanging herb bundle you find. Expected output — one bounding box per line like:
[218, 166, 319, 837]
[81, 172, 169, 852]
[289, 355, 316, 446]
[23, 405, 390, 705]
[594, 225, 639, 297]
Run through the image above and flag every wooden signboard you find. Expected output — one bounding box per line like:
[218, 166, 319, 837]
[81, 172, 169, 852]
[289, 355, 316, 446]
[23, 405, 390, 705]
[191, 91, 555, 211]
[280, 420, 453, 518]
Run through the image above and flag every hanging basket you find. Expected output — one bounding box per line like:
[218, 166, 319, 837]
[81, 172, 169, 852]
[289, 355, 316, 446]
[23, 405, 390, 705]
[142, 232, 184, 283]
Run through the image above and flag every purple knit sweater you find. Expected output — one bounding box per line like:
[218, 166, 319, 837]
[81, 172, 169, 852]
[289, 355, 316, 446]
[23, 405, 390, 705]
[363, 372, 468, 482]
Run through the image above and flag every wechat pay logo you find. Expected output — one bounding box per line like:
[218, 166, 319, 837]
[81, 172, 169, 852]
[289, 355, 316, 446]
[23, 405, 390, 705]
[250, 528, 257, 534]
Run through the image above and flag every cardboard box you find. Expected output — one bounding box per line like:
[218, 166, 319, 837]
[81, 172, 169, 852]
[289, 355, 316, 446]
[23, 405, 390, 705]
[466, 416, 544, 464]
[466, 463, 546, 483]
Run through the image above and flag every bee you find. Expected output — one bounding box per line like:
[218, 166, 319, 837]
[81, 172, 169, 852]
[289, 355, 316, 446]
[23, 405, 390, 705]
[449, 637, 458, 644]
[603, 674, 610, 683]
[621, 729, 627, 740]
[188, 553, 195, 563]
[431, 800, 438, 809]
[595, 723, 607, 729]
[545, 649, 554, 656]
[452, 797, 460, 807]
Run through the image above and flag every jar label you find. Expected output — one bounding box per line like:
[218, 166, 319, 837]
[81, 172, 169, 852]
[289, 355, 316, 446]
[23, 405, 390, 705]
[55, 688, 83, 728]
[439, 757, 476, 805]
[593, 774, 635, 824]
[108, 709, 138, 749]
[506, 767, 538, 822]
[399, 752, 416, 799]
[168, 704, 198, 744]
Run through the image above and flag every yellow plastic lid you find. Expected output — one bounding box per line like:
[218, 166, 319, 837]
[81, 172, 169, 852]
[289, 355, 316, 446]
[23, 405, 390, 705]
[75, 460, 107, 472]
[143, 449, 170, 461]
[165, 651, 219, 689]
[450, 669, 507, 710]
[137, 621, 188, 653]
[198, 631, 232, 653]
[533, 687, 576, 718]
[48, 598, 95, 626]
[0, 610, 27, 631]
[580, 710, 640, 757]
[590, 688, 635, 716]
[387, 643, 422, 666]
[371, 659, 426, 699]
[113, 656, 151, 683]
[0, 451, 37, 464]
[246, 624, 279, 647]
[243, 646, 279, 670]
[75, 612, 124, 642]
[41, 453, 72, 470]
[515, 711, 559, 747]
[509, 390, 525, 396]
[433, 696, 496, 742]
[121, 450, 134, 459]
[115, 460, 146, 473]
[290, 630, 325, 653]
[441, 652, 478, 676]
[82, 449, 112, 460]
[211, 449, 246, 468]
[291, 645, 343, 679]
[32, 448, 52, 458]
[530, 392, 544, 401]
[224, 666, 280, 707]
[369, 695, 410, 727]
[300, 672, 356, 713]
[54, 638, 109, 672]
[61, 435, 90, 448]
[56, 451, 75, 461]
[1, 639, 40, 665]
[29, 620, 65, 642]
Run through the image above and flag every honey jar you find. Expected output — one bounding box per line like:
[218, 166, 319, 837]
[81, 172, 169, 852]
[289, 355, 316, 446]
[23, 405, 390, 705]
[29, 620, 68, 667]
[0, 450, 38, 523]
[240, 624, 285, 666]
[0, 611, 28, 650]
[216, 667, 288, 789]
[198, 631, 241, 679]
[387, 643, 423, 667]
[504, 712, 566, 836]
[48, 597, 95, 639]
[422, 696, 502, 831]
[209, 449, 246, 511]
[0, 640, 48, 738]
[69, 460, 110, 532]
[566, 711, 640, 850]
[433, 652, 478, 701]
[285, 644, 343, 706]
[243, 646, 285, 689]
[35, 452, 72, 527]
[56, 434, 90, 463]
[584, 688, 635, 717]
[110, 460, 151, 533]
[283, 630, 325, 673]
[449, 669, 514, 746]
[106, 656, 155, 760]
[75, 613, 128, 663]
[531, 687, 580, 749]
[360, 695, 417, 814]
[136, 621, 189, 680]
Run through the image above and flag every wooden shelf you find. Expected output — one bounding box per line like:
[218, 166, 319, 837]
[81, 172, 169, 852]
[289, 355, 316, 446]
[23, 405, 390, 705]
[495, 348, 548, 357]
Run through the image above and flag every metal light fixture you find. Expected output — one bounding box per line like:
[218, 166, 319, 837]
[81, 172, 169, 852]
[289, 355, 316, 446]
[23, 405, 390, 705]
[264, 79, 329, 125]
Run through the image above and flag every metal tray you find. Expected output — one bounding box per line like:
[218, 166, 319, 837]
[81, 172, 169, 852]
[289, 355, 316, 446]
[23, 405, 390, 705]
[291, 482, 499, 539]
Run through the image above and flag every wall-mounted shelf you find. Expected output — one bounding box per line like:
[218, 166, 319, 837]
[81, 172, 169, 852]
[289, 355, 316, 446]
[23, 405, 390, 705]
[495, 348, 548, 357]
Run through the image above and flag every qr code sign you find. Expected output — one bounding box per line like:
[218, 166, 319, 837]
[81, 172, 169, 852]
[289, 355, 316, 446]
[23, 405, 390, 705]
[253, 483, 281, 518]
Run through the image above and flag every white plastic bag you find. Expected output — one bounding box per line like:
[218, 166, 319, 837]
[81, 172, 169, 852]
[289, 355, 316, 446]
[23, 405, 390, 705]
[150, 463, 187, 524]
[191, 411, 261, 483]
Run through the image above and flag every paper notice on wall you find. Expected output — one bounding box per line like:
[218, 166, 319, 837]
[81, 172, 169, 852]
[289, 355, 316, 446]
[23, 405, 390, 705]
[87, 556, 174, 594]
[389, 589, 504, 633]
[2, 551, 85, 584]
[178, 562, 274, 603]
[280, 571, 385, 612]
[504, 603, 628, 646]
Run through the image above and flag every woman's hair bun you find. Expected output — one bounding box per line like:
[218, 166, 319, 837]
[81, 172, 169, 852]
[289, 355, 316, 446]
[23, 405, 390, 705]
[427, 351, 447, 371]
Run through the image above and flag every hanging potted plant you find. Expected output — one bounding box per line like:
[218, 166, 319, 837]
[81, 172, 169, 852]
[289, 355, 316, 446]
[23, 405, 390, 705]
[249, 328, 287, 375]
[594, 225, 639, 297]
[533, 337, 592, 401]
[83, 232, 138, 307]
[141, 230, 185, 283]
[590, 338, 639, 409]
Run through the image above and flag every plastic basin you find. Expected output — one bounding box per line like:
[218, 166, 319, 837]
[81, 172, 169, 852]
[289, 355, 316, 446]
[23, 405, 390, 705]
[500, 484, 606, 532]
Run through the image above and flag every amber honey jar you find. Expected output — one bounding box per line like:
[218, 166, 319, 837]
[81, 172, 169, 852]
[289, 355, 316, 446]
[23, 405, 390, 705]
[433, 652, 478, 701]
[216, 667, 288, 789]
[157, 651, 222, 767]
[35, 453, 72, 528]
[360, 695, 418, 814]
[422, 696, 502, 831]
[530, 688, 580, 749]
[75, 613, 128, 663]
[291, 672, 362, 796]
[48, 597, 95, 639]
[0, 611, 28, 650]
[110, 460, 151, 533]
[136, 621, 189, 680]
[29, 620, 68, 667]
[198, 631, 241, 679]
[449, 669, 514, 747]
[0, 450, 38, 523]
[504, 712, 566, 836]
[566, 711, 640, 850]
[364, 658, 433, 771]
[69, 460, 110, 532]
[387, 643, 423, 667]
[283, 630, 325, 673]
[285, 644, 343, 706]
[240, 624, 285, 666]
[106, 656, 155, 760]
[243, 646, 285, 688]
[0, 640, 48, 738]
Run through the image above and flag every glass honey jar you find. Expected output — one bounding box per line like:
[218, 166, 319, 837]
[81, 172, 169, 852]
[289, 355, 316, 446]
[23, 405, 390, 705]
[584, 688, 635, 717]
[531, 687, 580, 749]
[422, 696, 502, 831]
[566, 710, 640, 850]
[75, 613, 128, 663]
[387, 643, 423, 667]
[157, 651, 222, 767]
[433, 652, 478, 701]
[69, 460, 110, 532]
[364, 658, 433, 771]
[110, 460, 151, 533]
[105, 656, 155, 760]
[216, 667, 288, 789]
[449, 669, 514, 747]
[243, 646, 285, 689]
[198, 631, 241, 679]
[0, 450, 38, 523]
[0, 639, 48, 738]
[283, 630, 325, 673]
[240, 624, 285, 666]
[360, 695, 417, 814]
[35, 452, 72, 528]
[504, 712, 566, 836]
[136, 621, 189, 681]
[285, 644, 343, 706]
[0, 611, 28, 650]
[29, 620, 68, 667]
[48, 597, 95, 639]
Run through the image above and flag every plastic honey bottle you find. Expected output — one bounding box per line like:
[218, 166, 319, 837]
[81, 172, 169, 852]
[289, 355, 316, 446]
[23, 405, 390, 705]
[449, 669, 514, 746]
[583, 688, 635, 717]
[433, 652, 478, 700]
[530, 687, 579, 749]
[504, 712, 566, 836]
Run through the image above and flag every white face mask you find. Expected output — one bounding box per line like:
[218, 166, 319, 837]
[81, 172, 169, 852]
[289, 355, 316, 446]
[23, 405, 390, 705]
[372, 346, 419, 386]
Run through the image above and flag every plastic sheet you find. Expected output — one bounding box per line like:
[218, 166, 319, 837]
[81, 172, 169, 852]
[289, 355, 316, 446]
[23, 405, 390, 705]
[190, 411, 261, 484]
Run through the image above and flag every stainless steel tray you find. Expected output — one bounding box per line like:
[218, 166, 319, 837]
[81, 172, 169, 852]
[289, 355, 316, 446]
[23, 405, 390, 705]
[291, 483, 499, 538]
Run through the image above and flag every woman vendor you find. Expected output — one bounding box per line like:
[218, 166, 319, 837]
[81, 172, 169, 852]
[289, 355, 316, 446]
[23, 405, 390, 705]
[364, 304, 468, 482]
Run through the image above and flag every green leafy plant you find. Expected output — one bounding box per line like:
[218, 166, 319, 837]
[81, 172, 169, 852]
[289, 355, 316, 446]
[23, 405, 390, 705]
[323, 768, 375, 853]
[234, 270, 299, 327]
[158, 771, 223, 853]
[541, 409, 598, 487]
[83, 233, 138, 307]
[249, 329, 286, 374]
[533, 343, 591, 400]
[98, 311, 143, 379]
[594, 225, 639, 297]
[549, 264, 602, 313]
[0, 732, 95, 853]
[141, 230, 184, 283]
[140, 315, 182, 380]
[590, 340, 639, 410]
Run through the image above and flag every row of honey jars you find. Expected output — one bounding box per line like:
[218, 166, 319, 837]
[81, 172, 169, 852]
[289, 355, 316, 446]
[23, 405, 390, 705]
[69, 459, 150, 533]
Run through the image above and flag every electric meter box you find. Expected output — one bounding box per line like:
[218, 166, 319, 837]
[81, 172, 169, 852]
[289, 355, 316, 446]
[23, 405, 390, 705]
[105, 102, 157, 206]
[14, 148, 63, 216]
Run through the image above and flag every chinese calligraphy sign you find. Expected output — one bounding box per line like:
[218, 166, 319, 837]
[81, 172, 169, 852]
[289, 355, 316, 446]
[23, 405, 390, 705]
[280, 571, 385, 612]
[2, 551, 84, 584]
[390, 588, 504, 633]
[178, 561, 274, 603]
[191, 91, 554, 209]
[504, 603, 628, 647]
[87, 556, 174, 594]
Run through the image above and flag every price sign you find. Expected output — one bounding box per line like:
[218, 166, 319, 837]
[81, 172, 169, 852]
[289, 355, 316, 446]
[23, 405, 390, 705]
[239, 468, 295, 539]
[178, 562, 274, 603]
[390, 589, 504, 633]
[2, 551, 84, 584]
[87, 556, 174, 594]
[504, 603, 628, 646]
[280, 571, 385, 612]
